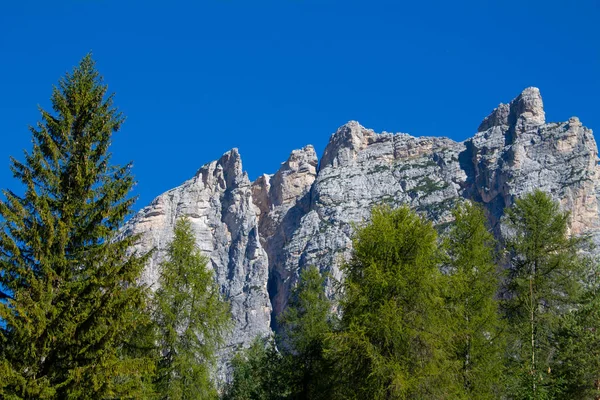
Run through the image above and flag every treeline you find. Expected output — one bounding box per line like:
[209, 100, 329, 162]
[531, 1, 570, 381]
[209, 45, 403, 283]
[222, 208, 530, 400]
[223, 198, 600, 400]
[1, 57, 599, 400]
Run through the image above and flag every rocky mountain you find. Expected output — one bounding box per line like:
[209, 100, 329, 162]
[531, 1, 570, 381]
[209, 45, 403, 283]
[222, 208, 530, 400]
[121, 87, 600, 376]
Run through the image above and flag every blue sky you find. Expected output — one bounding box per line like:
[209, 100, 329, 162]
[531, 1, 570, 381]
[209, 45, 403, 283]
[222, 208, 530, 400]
[1, 0, 598, 211]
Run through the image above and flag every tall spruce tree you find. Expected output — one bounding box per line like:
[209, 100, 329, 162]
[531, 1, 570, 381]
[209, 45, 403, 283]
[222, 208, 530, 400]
[278, 266, 334, 400]
[502, 190, 588, 399]
[153, 217, 230, 400]
[0, 55, 155, 398]
[327, 205, 455, 399]
[443, 201, 505, 399]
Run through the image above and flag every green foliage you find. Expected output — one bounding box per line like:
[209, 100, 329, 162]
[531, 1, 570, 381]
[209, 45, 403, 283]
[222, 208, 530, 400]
[223, 266, 333, 400]
[552, 260, 600, 399]
[2, 61, 597, 399]
[153, 217, 230, 400]
[222, 193, 599, 400]
[222, 338, 290, 400]
[327, 205, 454, 399]
[442, 201, 505, 399]
[410, 176, 448, 196]
[0, 54, 155, 398]
[278, 266, 334, 400]
[502, 190, 589, 399]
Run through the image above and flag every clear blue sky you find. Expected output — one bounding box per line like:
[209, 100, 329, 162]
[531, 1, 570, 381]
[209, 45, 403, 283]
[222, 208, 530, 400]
[1, 0, 598, 211]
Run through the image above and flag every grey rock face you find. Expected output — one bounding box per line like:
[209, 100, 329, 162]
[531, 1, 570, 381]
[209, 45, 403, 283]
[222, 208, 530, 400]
[478, 87, 546, 132]
[121, 149, 271, 379]
[250, 146, 318, 323]
[124, 87, 599, 376]
[266, 122, 466, 317]
[464, 88, 599, 238]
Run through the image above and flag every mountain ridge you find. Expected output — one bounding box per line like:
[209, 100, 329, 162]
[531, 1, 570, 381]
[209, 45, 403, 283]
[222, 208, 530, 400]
[122, 87, 599, 378]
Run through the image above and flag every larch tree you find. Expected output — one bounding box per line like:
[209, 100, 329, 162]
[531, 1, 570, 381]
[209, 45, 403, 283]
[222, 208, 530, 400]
[502, 190, 589, 399]
[153, 217, 230, 400]
[442, 201, 505, 399]
[0, 55, 155, 399]
[326, 205, 456, 399]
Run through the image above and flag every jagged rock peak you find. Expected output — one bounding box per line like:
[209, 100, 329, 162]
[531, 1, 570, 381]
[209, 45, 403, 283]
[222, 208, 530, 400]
[513, 87, 545, 125]
[285, 145, 318, 175]
[320, 121, 377, 169]
[287, 144, 318, 165]
[197, 147, 247, 189]
[269, 145, 317, 208]
[216, 147, 243, 177]
[478, 87, 546, 132]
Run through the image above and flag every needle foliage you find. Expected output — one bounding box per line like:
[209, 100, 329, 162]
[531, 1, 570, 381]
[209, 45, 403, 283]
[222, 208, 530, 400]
[153, 217, 230, 399]
[0, 55, 155, 399]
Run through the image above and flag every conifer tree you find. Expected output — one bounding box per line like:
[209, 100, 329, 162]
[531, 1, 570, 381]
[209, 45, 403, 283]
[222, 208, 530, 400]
[443, 201, 505, 399]
[221, 337, 289, 400]
[0, 55, 155, 398]
[327, 205, 455, 399]
[278, 266, 334, 400]
[502, 190, 588, 399]
[153, 217, 230, 400]
[553, 260, 600, 399]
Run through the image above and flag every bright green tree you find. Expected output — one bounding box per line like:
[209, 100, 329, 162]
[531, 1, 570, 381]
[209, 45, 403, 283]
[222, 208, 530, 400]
[502, 190, 588, 399]
[278, 266, 334, 400]
[327, 205, 455, 399]
[0, 55, 155, 399]
[442, 201, 505, 399]
[153, 217, 230, 400]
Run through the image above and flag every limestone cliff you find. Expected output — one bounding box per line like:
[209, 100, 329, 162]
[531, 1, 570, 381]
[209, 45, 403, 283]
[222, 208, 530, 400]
[122, 87, 599, 374]
[120, 149, 271, 379]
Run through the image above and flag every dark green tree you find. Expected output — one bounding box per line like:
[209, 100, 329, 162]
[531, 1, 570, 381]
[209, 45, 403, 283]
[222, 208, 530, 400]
[327, 205, 455, 399]
[222, 267, 333, 400]
[502, 190, 588, 399]
[553, 259, 600, 399]
[442, 201, 505, 399]
[278, 266, 334, 400]
[0, 55, 155, 398]
[222, 338, 289, 400]
[153, 217, 230, 400]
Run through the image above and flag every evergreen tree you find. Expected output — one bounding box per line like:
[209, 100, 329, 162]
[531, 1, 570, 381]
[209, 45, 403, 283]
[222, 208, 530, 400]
[278, 266, 334, 400]
[153, 217, 230, 400]
[442, 201, 505, 399]
[553, 259, 600, 399]
[0, 55, 155, 398]
[327, 205, 455, 399]
[502, 190, 588, 399]
[222, 338, 289, 400]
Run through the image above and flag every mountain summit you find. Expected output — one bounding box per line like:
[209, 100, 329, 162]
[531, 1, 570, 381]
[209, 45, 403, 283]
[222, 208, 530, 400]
[122, 88, 599, 377]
